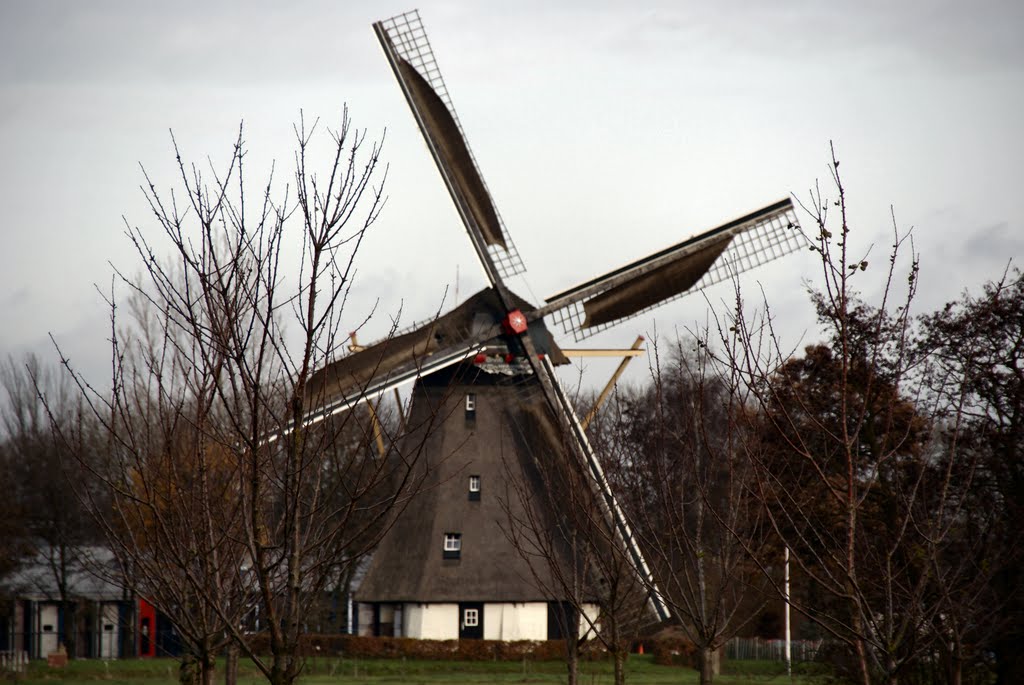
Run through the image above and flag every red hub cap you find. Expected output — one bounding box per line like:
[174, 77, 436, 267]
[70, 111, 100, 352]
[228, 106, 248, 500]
[502, 309, 528, 335]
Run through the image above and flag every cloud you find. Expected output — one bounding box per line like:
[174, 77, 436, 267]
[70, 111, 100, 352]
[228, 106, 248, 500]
[598, 0, 1024, 75]
[0, 0, 377, 87]
[962, 221, 1024, 264]
[0, 286, 32, 312]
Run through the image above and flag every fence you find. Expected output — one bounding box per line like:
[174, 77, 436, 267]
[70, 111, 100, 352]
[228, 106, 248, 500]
[726, 637, 823, 662]
[1, 625, 134, 660]
[0, 650, 29, 674]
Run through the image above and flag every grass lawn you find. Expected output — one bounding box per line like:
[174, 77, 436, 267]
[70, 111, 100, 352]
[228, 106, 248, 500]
[10, 655, 821, 684]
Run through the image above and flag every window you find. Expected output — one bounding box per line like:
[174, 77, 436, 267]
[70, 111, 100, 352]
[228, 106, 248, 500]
[443, 533, 462, 559]
[463, 608, 479, 627]
[465, 393, 476, 419]
[468, 475, 481, 501]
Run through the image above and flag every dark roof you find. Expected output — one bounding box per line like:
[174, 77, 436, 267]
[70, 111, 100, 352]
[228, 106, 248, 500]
[356, 363, 581, 603]
[0, 546, 124, 601]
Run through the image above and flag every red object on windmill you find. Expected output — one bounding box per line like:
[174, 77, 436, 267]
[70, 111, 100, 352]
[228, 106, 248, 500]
[501, 309, 528, 335]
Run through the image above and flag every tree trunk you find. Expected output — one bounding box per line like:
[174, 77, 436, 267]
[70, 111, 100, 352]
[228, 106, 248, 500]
[62, 601, 76, 659]
[225, 643, 239, 685]
[948, 654, 962, 685]
[179, 652, 199, 685]
[850, 605, 871, 685]
[200, 653, 216, 685]
[566, 642, 578, 685]
[268, 652, 299, 685]
[885, 653, 898, 685]
[613, 648, 626, 685]
[698, 646, 715, 685]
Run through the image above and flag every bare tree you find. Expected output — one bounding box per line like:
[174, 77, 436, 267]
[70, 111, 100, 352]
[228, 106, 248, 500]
[607, 337, 774, 685]
[715, 146, 983, 685]
[58, 110, 423, 685]
[61, 294, 252, 685]
[499, 406, 649, 685]
[917, 268, 1024, 685]
[0, 354, 102, 659]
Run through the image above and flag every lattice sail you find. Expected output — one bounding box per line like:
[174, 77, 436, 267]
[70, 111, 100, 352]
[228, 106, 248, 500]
[376, 10, 525, 281]
[544, 199, 803, 341]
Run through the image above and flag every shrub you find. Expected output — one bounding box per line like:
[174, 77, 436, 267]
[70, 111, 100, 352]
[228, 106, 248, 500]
[240, 634, 610, 662]
[647, 635, 698, 668]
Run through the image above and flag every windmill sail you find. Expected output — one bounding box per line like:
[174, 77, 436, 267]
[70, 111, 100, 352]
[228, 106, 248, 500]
[541, 198, 802, 340]
[394, 59, 505, 250]
[303, 288, 567, 426]
[374, 10, 525, 281]
[536, 354, 670, 620]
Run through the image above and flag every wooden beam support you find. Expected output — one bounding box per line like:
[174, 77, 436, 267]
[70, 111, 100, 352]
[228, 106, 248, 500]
[367, 396, 387, 458]
[393, 388, 406, 432]
[581, 335, 645, 431]
[348, 331, 366, 353]
[561, 349, 645, 358]
[350, 329, 393, 456]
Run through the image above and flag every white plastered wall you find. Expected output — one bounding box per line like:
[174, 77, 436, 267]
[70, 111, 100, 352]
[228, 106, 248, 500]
[403, 603, 459, 640]
[99, 603, 120, 659]
[579, 603, 601, 639]
[482, 602, 548, 641]
[357, 603, 375, 637]
[394, 601, 598, 641]
[38, 604, 59, 657]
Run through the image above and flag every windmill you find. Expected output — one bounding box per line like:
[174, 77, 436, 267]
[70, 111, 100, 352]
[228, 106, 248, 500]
[303, 10, 802, 640]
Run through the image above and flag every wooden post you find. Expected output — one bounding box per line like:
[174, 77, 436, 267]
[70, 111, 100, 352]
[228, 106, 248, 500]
[581, 336, 645, 430]
[367, 397, 387, 458]
[393, 388, 406, 432]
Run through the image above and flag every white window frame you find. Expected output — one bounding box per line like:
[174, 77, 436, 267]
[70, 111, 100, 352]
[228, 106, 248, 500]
[465, 394, 476, 412]
[469, 475, 481, 493]
[463, 608, 479, 627]
[443, 533, 462, 552]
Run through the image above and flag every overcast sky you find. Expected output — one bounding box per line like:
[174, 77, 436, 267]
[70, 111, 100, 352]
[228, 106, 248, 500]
[1, 0, 1021, 393]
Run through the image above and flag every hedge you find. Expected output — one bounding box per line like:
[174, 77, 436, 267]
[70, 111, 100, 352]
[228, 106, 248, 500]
[237, 633, 701, 666]
[241, 634, 615, 661]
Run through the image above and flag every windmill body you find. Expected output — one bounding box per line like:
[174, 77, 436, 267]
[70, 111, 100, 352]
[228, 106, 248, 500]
[355, 349, 588, 640]
[302, 11, 803, 640]
[313, 288, 590, 639]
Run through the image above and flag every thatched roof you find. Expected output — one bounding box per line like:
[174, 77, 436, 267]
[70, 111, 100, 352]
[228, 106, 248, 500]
[356, 361, 582, 603]
[0, 546, 124, 601]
